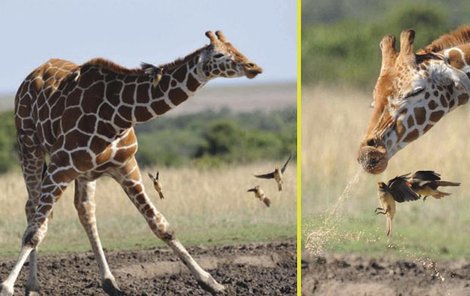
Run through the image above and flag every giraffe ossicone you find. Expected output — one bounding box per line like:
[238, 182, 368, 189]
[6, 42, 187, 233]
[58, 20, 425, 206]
[0, 30, 261, 296]
[358, 26, 470, 174]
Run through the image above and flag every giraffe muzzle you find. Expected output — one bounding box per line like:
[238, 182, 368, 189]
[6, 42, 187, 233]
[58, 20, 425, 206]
[357, 144, 388, 174]
[243, 63, 263, 79]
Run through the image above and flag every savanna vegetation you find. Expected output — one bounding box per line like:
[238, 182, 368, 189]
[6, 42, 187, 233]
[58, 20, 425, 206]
[302, 0, 470, 88]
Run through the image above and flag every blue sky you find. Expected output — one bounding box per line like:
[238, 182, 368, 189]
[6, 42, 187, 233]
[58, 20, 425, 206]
[0, 0, 297, 94]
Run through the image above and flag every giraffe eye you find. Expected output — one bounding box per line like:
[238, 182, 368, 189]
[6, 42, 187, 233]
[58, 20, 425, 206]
[404, 87, 425, 99]
[213, 53, 224, 59]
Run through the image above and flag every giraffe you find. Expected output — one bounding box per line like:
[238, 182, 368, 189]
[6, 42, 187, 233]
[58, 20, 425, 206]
[0, 30, 262, 296]
[357, 26, 470, 174]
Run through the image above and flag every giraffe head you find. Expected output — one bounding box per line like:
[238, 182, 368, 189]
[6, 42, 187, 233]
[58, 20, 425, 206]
[358, 28, 470, 174]
[200, 31, 262, 79]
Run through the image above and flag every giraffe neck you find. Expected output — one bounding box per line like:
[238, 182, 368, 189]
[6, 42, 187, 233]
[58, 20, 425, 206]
[79, 51, 209, 134]
[385, 58, 470, 157]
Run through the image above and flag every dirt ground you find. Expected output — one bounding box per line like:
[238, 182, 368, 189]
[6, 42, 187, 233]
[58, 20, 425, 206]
[0, 241, 295, 296]
[302, 252, 470, 296]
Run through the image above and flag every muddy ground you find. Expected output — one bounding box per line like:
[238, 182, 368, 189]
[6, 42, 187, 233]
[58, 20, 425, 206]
[302, 252, 470, 296]
[0, 241, 295, 296]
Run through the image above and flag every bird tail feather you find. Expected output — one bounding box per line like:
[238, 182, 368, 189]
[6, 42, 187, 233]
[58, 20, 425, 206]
[437, 181, 460, 187]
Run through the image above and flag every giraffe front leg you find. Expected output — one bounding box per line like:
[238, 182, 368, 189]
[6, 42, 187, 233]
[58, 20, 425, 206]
[114, 159, 225, 294]
[73, 179, 122, 296]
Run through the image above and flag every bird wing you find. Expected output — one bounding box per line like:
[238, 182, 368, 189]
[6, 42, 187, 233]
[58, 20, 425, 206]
[281, 154, 293, 173]
[412, 170, 441, 181]
[254, 172, 275, 179]
[387, 175, 420, 203]
[147, 172, 155, 181]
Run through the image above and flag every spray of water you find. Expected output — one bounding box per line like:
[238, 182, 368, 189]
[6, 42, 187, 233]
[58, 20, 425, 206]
[305, 164, 452, 294]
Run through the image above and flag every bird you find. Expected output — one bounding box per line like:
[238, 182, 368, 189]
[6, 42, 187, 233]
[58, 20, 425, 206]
[254, 154, 292, 191]
[375, 174, 420, 236]
[148, 171, 165, 199]
[407, 170, 460, 201]
[247, 185, 271, 207]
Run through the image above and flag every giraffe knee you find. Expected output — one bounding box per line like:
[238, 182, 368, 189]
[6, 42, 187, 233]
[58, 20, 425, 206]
[22, 223, 47, 247]
[148, 213, 175, 240]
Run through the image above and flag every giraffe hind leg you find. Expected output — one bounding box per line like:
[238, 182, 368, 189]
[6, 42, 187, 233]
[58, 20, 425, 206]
[113, 158, 225, 294]
[73, 179, 122, 296]
[17, 144, 46, 296]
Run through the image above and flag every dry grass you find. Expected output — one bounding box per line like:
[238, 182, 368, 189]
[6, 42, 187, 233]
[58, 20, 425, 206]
[0, 162, 296, 257]
[302, 86, 470, 259]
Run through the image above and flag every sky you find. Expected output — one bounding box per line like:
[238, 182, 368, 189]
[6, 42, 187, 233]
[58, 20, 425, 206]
[0, 0, 297, 94]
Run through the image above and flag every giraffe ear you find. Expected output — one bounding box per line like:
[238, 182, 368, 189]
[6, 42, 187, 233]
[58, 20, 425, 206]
[430, 61, 470, 92]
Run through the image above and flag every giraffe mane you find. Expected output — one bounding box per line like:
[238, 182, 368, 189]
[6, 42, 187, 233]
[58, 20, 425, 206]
[157, 46, 207, 71]
[81, 58, 149, 75]
[422, 25, 470, 53]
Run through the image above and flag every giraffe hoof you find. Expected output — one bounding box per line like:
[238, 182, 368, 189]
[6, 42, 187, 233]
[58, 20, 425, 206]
[102, 278, 123, 296]
[25, 281, 41, 296]
[0, 283, 14, 296]
[197, 277, 225, 295]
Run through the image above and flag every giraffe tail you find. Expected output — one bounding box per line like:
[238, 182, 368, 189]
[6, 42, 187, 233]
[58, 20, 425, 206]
[278, 183, 282, 191]
[158, 191, 165, 199]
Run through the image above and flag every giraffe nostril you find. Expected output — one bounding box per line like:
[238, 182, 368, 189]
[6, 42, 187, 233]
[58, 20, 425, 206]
[367, 139, 377, 147]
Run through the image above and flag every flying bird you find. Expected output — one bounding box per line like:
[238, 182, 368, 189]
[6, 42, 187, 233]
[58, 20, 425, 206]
[247, 185, 271, 207]
[375, 174, 420, 236]
[407, 170, 460, 201]
[148, 171, 165, 199]
[254, 154, 292, 191]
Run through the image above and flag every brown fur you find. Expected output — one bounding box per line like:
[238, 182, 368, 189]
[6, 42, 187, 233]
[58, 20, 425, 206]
[157, 47, 206, 71]
[422, 25, 470, 53]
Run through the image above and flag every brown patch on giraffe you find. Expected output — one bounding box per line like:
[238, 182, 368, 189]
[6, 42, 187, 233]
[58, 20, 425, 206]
[134, 106, 154, 122]
[106, 80, 124, 106]
[98, 103, 115, 121]
[82, 83, 105, 113]
[439, 94, 448, 108]
[404, 129, 419, 142]
[449, 98, 456, 109]
[458, 93, 469, 105]
[117, 105, 133, 120]
[424, 92, 430, 100]
[186, 74, 201, 92]
[122, 84, 136, 104]
[159, 75, 170, 92]
[430, 110, 444, 122]
[145, 208, 156, 218]
[423, 124, 433, 133]
[114, 113, 132, 129]
[406, 115, 415, 128]
[173, 65, 187, 83]
[96, 121, 115, 139]
[51, 98, 66, 119]
[67, 88, 83, 106]
[64, 130, 89, 150]
[90, 136, 110, 155]
[414, 107, 426, 125]
[71, 149, 94, 171]
[136, 83, 151, 103]
[428, 100, 438, 110]
[433, 90, 438, 96]
[150, 98, 171, 115]
[168, 88, 189, 105]
[77, 115, 97, 134]
[38, 104, 49, 121]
